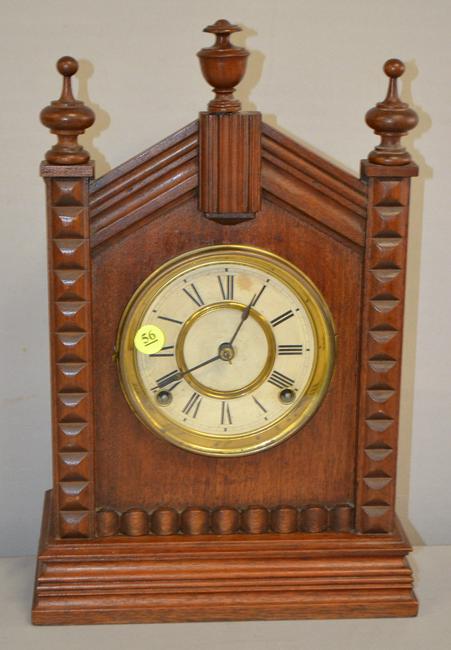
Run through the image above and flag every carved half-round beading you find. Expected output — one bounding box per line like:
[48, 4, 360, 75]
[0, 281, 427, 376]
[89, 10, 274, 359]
[181, 507, 210, 535]
[96, 503, 355, 537]
[121, 508, 149, 536]
[150, 507, 179, 535]
[211, 506, 240, 534]
[96, 509, 120, 536]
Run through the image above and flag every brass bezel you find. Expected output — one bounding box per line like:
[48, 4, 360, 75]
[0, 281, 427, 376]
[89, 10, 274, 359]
[117, 245, 336, 457]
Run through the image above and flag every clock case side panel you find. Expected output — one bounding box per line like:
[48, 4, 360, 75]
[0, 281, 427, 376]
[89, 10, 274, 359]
[41, 163, 97, 540]
[355, 162, 418, 534]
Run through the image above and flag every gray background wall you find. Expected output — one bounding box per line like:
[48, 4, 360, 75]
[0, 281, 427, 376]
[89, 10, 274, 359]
[1, 0, 450, 555]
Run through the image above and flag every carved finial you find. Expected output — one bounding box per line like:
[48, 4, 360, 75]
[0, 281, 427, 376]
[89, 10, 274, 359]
[197, 19, 249, 113]
[365, 59, 418, 165]
[40, 56, 95, 165]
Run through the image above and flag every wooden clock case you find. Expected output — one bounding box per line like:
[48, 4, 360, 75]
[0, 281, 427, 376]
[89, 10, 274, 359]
[32, 20, 419, 623]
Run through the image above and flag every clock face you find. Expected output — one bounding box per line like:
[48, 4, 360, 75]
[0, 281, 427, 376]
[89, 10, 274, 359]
[117, 246, 335, 456]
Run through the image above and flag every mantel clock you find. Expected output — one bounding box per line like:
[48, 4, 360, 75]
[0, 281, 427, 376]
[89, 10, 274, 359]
[32, 20, 419, 623]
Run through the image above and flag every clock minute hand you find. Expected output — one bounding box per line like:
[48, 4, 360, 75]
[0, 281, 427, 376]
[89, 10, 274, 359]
[154, 353, 221, 390]
[228, 294, 256, 346]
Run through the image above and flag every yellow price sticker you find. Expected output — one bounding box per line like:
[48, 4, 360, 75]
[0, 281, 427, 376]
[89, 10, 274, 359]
[134, 325, 165, 354]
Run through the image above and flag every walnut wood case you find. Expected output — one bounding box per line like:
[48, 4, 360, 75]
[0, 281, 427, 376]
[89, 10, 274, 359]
[33, 21, 419, 624]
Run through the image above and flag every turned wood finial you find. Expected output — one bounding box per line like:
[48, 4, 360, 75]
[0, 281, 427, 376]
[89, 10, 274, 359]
[40, 56, 95, 165]
[197, 19, 249, 113]
[365, 59, 418, 165]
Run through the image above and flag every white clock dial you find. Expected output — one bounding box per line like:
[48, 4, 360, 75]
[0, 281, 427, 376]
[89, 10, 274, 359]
[117, 246, 335, 456]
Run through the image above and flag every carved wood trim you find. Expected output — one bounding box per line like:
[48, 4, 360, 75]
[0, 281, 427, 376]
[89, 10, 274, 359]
[33, 492, 416, 624]
[261, 125, 367, 247]
[96, 503, 355, 537]
[89, 122, 198, 246]
[355, 169, 415, 533]
[199, 111, 261, 216]
[42, 164, 95, 538]
[89, 121, 368, 249]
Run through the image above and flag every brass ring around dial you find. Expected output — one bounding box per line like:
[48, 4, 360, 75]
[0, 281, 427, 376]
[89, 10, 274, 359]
[175, 301, 276, 399]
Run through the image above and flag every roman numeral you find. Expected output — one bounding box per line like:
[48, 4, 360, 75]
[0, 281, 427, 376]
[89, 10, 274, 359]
[183, 283, 204, 307]
[218, 274, 234, 300]
[150, 345, 175, 357]
[252, 284, 267, 306]
[158, 315, 183, 325]
[278, 344, 304, 355]
[270, 310, 295, 327]
[182, 392, 202, 418]
[221, 401, 232, 425]
[268, 370, 295, 389]
[252, 395, 268, 413]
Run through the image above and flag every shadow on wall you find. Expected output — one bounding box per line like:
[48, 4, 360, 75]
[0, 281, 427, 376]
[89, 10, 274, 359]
[77, 59, 111, 177]
[396, 59, 432, 546]
[233, 22, 363, 178]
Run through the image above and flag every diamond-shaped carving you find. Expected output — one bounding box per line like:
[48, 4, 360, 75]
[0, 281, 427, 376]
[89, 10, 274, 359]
[57, 392, 87, 408]
[369, 325, 398, 343]
[370, 296, 399, 313]
[59, 451, 90, 481]
[59, 511, 91, 538]
[48, 174, 93, 539]
[373, 180, 407, 207]
[367, 385, 395, 403]
[57, 421, 89, 452]
[58, 481, 91, 510]
[56, 332, 86, 348]
[361, 503, 390, 517]
[365, 447, 393, 461]
[363, 473, 392, 490]
[53, 239, 87, 269]
[371, 267, 401, 283]
[51, 179, 84, 206]
[57, 362, 87, 377]
[366, 415, 394, 432]
[56, 301, 86, 317]
[54, 270, 86, 300]
[368, 355, 396, 373]
[52, 207, 87, 238]
[58, 422, 88, 436]
[374, 206, 404, 221]
[54, 269, 85, 287]
[373, 237, 402, 252]
[54, 239, 84, 255]
[55, 301, 88, 331]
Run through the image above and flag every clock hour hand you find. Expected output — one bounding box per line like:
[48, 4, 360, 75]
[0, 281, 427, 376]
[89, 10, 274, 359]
[228, 294, 256, 346]
[153, 353, 221, 390]
[155, 295, 256, 390]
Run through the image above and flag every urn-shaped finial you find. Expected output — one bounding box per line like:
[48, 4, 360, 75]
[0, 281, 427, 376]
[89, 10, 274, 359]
[197, 19, 249, 113]
[40, 56, 95, 165]
[365, 59, 418, 165]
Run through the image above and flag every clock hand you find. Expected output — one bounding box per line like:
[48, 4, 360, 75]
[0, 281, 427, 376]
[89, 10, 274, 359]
[228, 294, 256, 346]
[155, 295, 256, 390]
[153, 352, 221, 390]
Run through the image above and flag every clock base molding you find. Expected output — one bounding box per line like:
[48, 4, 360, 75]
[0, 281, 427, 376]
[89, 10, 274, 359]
[32, 491, 418, 624]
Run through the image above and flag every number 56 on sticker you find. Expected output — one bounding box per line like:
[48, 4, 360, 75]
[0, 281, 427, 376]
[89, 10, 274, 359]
[134, 325, 165, 354]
